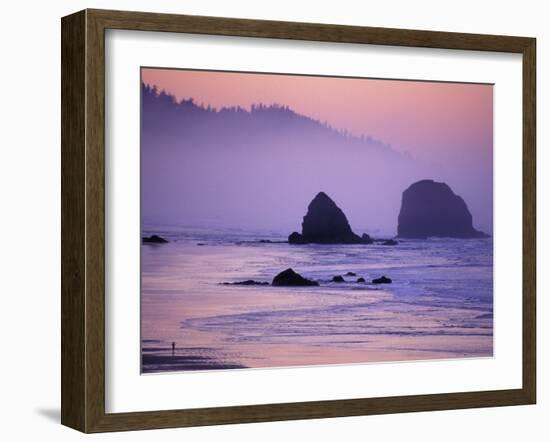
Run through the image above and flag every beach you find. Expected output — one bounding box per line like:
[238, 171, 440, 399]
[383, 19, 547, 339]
[141, 227, 493, 373]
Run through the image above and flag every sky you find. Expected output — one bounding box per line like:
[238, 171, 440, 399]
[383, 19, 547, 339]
[142, 68, 493, 163]
[141, 68, 493, 235]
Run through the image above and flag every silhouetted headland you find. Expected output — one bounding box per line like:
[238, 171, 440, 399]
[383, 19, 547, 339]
[397, 180, 489, 239]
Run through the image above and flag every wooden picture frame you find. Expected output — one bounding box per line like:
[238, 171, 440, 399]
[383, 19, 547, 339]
[61, 8, 536, 433]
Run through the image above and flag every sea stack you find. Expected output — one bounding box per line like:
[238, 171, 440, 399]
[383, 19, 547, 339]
[397, 180, 488, 239]
[288, 192, 363, 244]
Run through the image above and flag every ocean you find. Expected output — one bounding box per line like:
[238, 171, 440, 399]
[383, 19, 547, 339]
[141, 227, 493, 374]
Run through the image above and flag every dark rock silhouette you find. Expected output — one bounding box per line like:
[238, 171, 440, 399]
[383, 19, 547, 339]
[361, 233, 374, 244]
[397, 180, 488, 239]
[272, 268, 319, 286]
[372, 276, 392, 284]
[381, 239, 398, 246]
[288, 232, 306, 244]
[141, 83, 421, 230]
[288, 192, 363, 244]
[345, 272, 356, 276]
[222, 280, 269, 286]
[142, 234, 168, 244]
[142, 85, 490, 242]
[332, 275, 345, 282]
[357, 277, 366, 283]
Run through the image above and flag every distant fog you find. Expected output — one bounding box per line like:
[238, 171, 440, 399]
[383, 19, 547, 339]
[141, 83, 493, 236]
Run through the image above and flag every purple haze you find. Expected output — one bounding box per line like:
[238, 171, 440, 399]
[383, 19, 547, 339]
[141, 81, 493, 236]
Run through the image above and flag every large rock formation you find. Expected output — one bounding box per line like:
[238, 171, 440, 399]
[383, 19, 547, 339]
[397, 180, 488, 239]
[288, 192, 363, 244]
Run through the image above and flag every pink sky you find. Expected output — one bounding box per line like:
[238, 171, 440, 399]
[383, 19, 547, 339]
[141, 68, 493, 163]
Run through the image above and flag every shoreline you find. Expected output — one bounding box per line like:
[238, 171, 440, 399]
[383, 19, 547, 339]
[141, 234, 493, 374]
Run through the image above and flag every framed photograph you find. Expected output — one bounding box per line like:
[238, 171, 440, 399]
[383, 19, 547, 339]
[61, 9, 536, 433]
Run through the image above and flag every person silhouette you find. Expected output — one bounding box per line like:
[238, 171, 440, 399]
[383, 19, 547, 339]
[171, 341, 175, 355]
